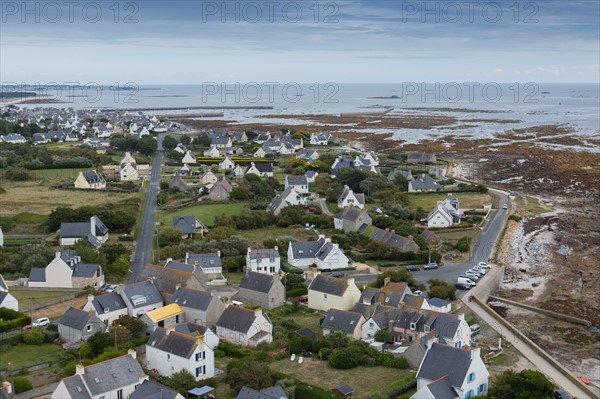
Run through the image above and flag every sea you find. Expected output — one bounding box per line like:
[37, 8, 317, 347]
[3, 83, 599, 146]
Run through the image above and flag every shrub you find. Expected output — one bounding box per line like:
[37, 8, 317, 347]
[328, 347, 360, 369]
[509, 214, 523, 222]
[5, 169, 32, 181]
[286, 287, 308, 298]
[377, 353, 409, 369]
[319, 348, 333, 361]
[23, 329, 45, 345]
[289, 336, 302, 354]
[13, 377, 33, 393]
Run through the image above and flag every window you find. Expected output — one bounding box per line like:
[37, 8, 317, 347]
[196, 353, 200, 361]
[167, 354, 170, 361]
[369, 322, 374, 328]
[117, 389, 123, 399]
[86, 325, 92, 332]
[410, 322, 416, 330]
[478, 383, 487, 393]
[467, 372, 476, 383]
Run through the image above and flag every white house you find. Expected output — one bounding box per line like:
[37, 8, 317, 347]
[266, 187, 307, 215]
[0, 274, 18, 312]
[310, 132, 331, 145]
[52, 350, 147, 399]
[232, 164, 246, 178]
[146, 323, 219, 381]
[216, 306, 272, 346]
[182, 151, 197, 164]
[74, 171, 106, 190]
[246, 162, 273, 178]
[284, 175, 309, 194]
[204, 145, 220, 157]
[119, 152, 141, 181]
[246, 247, 280, 275]
[412, 343, 489, 399]
[287, 235, 349, 270]
[121, 280, 164, 317]
[28, 250, 104, 289]
[60, 215, 109, 247]
[200, 171, 218, 186]
[219, 156, 236, 171]
[83, 292, 128, 325]
[427, 194, 462, 228]
[305, 170, 319, 183]
[337, 186, 365, 209]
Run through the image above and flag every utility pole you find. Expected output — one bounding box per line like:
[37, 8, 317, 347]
[29, 297, 33, 323]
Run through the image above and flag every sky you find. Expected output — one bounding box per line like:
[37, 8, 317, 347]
[1, 0, 599, 84]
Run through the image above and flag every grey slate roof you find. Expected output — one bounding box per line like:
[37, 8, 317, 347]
[370, 227, 419, 252]
[309, 274, 348, 296]
[0, 274, 7, 291]
[62, 375, 92, 399]
[0, 292, 8, 305]
[81, 354, 144, 396]
[130, 380, 181, 399]
[148, 328, 198, 359]
[165, 260, 195, 273]
[216, 306, 259, 333]
[251, 163, 273, 173]
[28, 268, 46, 282]
[247, 248, 279, 260]
[123, 280, 163, 308]
[426, 375, 459, 399]
[186, 253, 221, 269]
[60, 249, 79, 265]
[60, 222, 90, 238]
[82, 171, 104, 184]
[334, 207, 362, 222]
[410, 174, 444, 191]
[289, 240, 324, 259]
[236, 386, 288, 399]
[286, 175, 307, 186]
[58, 307, 91, 331]
[428, 297, 451, 308]
[321, 309, 362, 335]
[417, 343, 472, 388]
[173, 322, 208, 337]
[238, 272, 276, 294]
[172, 216, 205, 235]
[72, 263, 101, 278]
[92, 292, 127, 314]
[172, 288, 213, 311]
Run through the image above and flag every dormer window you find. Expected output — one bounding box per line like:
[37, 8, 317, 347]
[410, 322, 416, 330]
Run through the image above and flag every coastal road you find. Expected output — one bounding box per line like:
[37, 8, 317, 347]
[348, 188, 510, 287]
[128, 134, 165, 284]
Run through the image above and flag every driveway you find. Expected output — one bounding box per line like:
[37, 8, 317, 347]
[129, 134, 165, 283]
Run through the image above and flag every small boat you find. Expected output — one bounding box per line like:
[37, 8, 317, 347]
[581, 376, 590, 385]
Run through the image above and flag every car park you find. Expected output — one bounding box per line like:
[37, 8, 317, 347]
[464, 271, 480, 280]
[32, 317, 50, 328]
[455, 282, 471, 290]
[470, 267, 486, 276]
[472, 266, 487, 274]
[406, 265, 420, 272]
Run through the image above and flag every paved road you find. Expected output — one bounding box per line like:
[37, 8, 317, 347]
[349, 188, 510, 288]
[128, 134, 165, 284]
[314, 198, 333, 216]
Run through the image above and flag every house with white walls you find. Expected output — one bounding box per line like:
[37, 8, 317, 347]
[287, 236, 349, 270]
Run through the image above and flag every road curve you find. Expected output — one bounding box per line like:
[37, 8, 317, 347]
[128, 134, 165, 283]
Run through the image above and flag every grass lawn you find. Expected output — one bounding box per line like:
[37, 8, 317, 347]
[407, 192, 491, 210]
[434, 228, 480, 242]
[28, 168, 82, 182]
[10, 289, 77, 304]
[0, 343, 63, 369]
[516, 195, 554, 217]
[223, 272, 244, 285]
[160, 202, 247, 227]
[238, 226, 318, 246]
[268, 307, 324, 336]
[270, 358, 413, 398]
[0, 181, 139, 214]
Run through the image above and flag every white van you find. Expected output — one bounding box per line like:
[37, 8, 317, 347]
[457, 277, 476, 287]
[470, 324, 481, 335]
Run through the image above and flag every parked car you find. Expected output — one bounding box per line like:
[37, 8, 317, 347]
[554, 389, 572, 399]
[457, 277, 476, 287]
[413, 290, 423, 296]
[406, 265, 420, 272]
[464, 271, 480, 281]
[298, 295, 308, 303]
[503, 203, 508, 210]
[455, 282, 471, 290]
[477, 262, 491, 269]
[471, 267, 487, 275]
[103, 284, 118, 293]
[468, 268, 485, 276]
[470, 324, 481, 336]
[423, 261, 438, 270]
[32, 317, 50, 328]
[330, 272, 343, 278]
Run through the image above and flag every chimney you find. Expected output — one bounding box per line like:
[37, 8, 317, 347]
[385, 228, 390, 232]
[128, 348, 137, 359]
[254, 308, 263, 317]
[408, 235, 413, 241]
[384, 277, 391, 287]
[247, 247, 251, 254]
[87, 294, 94, 304]
[318, 234, 325, 240]
[75, 364, 85, 375]
[55, 251, 61, 258]
[274, 246, 278, 252]
[217, 250, 221, 257]
[470, 347, 481, 360]
[185, 252, 189, 263]
[166, 258, 173, 263]
[175, 284, 181, 291]
[347, 278, 355, 287]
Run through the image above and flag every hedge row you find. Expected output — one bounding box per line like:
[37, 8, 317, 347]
[286, 287, 308, 298]
[0, 315, 31, 332]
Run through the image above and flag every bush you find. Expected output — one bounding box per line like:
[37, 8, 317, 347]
[23, 329, 45, 345]
[5, 169, 32, 181]
[319, 348, 333, 361]
[328, 347, 360, 369]
[13, 377, 33, 393]
[509, 214, 523, 222]
[377, 353, 409, 369]
[286, 287, 308, 298]
[289, 336, 302, 354]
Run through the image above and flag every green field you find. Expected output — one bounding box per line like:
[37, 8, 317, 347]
[0, 343, 63, 369]
[270, 360, 413, 398]
[28, 168, 84, 182]
[11, 290, 77, 304]
[407, 192, 492, 210]
[516, 195, 554, 217]
[160, 202, 248, 227]
[238, 226, 318, 246]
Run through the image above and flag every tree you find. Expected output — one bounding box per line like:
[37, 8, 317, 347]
[179, 135, 191, 145]
[159, 181, 169, 191]
[87, 331, 113, 358]
[428, 279, 456, 301]
[230, 186, 250, 200]
[227, 362, 273, 392]
[115, 315, 146, 338]
[73, 240, 107, 265]
[376, 269, 416, 288]
[328, 346, 360, 369]
[161, 370, 197, 395]
[106, 254, 130, 277]
[138, 135, 158, 155]
[158, 228, 182, 247]
[374, 328, 393, 344]
[162, 135, 178, 150]
[489, 369, 554, 399]
[100, 243, 129, 265]
[282, 273, 306, 291]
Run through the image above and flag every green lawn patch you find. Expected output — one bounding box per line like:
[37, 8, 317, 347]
[10, 290, 77, 304]
[0, 343, 63, 369]
[270, 358, 413, 398]
[487, 353, 507, 366]
[223, 272, 244, 285]
[238, 226, 318, 246]
[29, 168, 82, 182]
[407, 192, 491, 210]
[161, 203, 247, 227]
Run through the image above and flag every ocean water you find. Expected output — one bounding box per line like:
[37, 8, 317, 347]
[5, 83, 599, 142]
